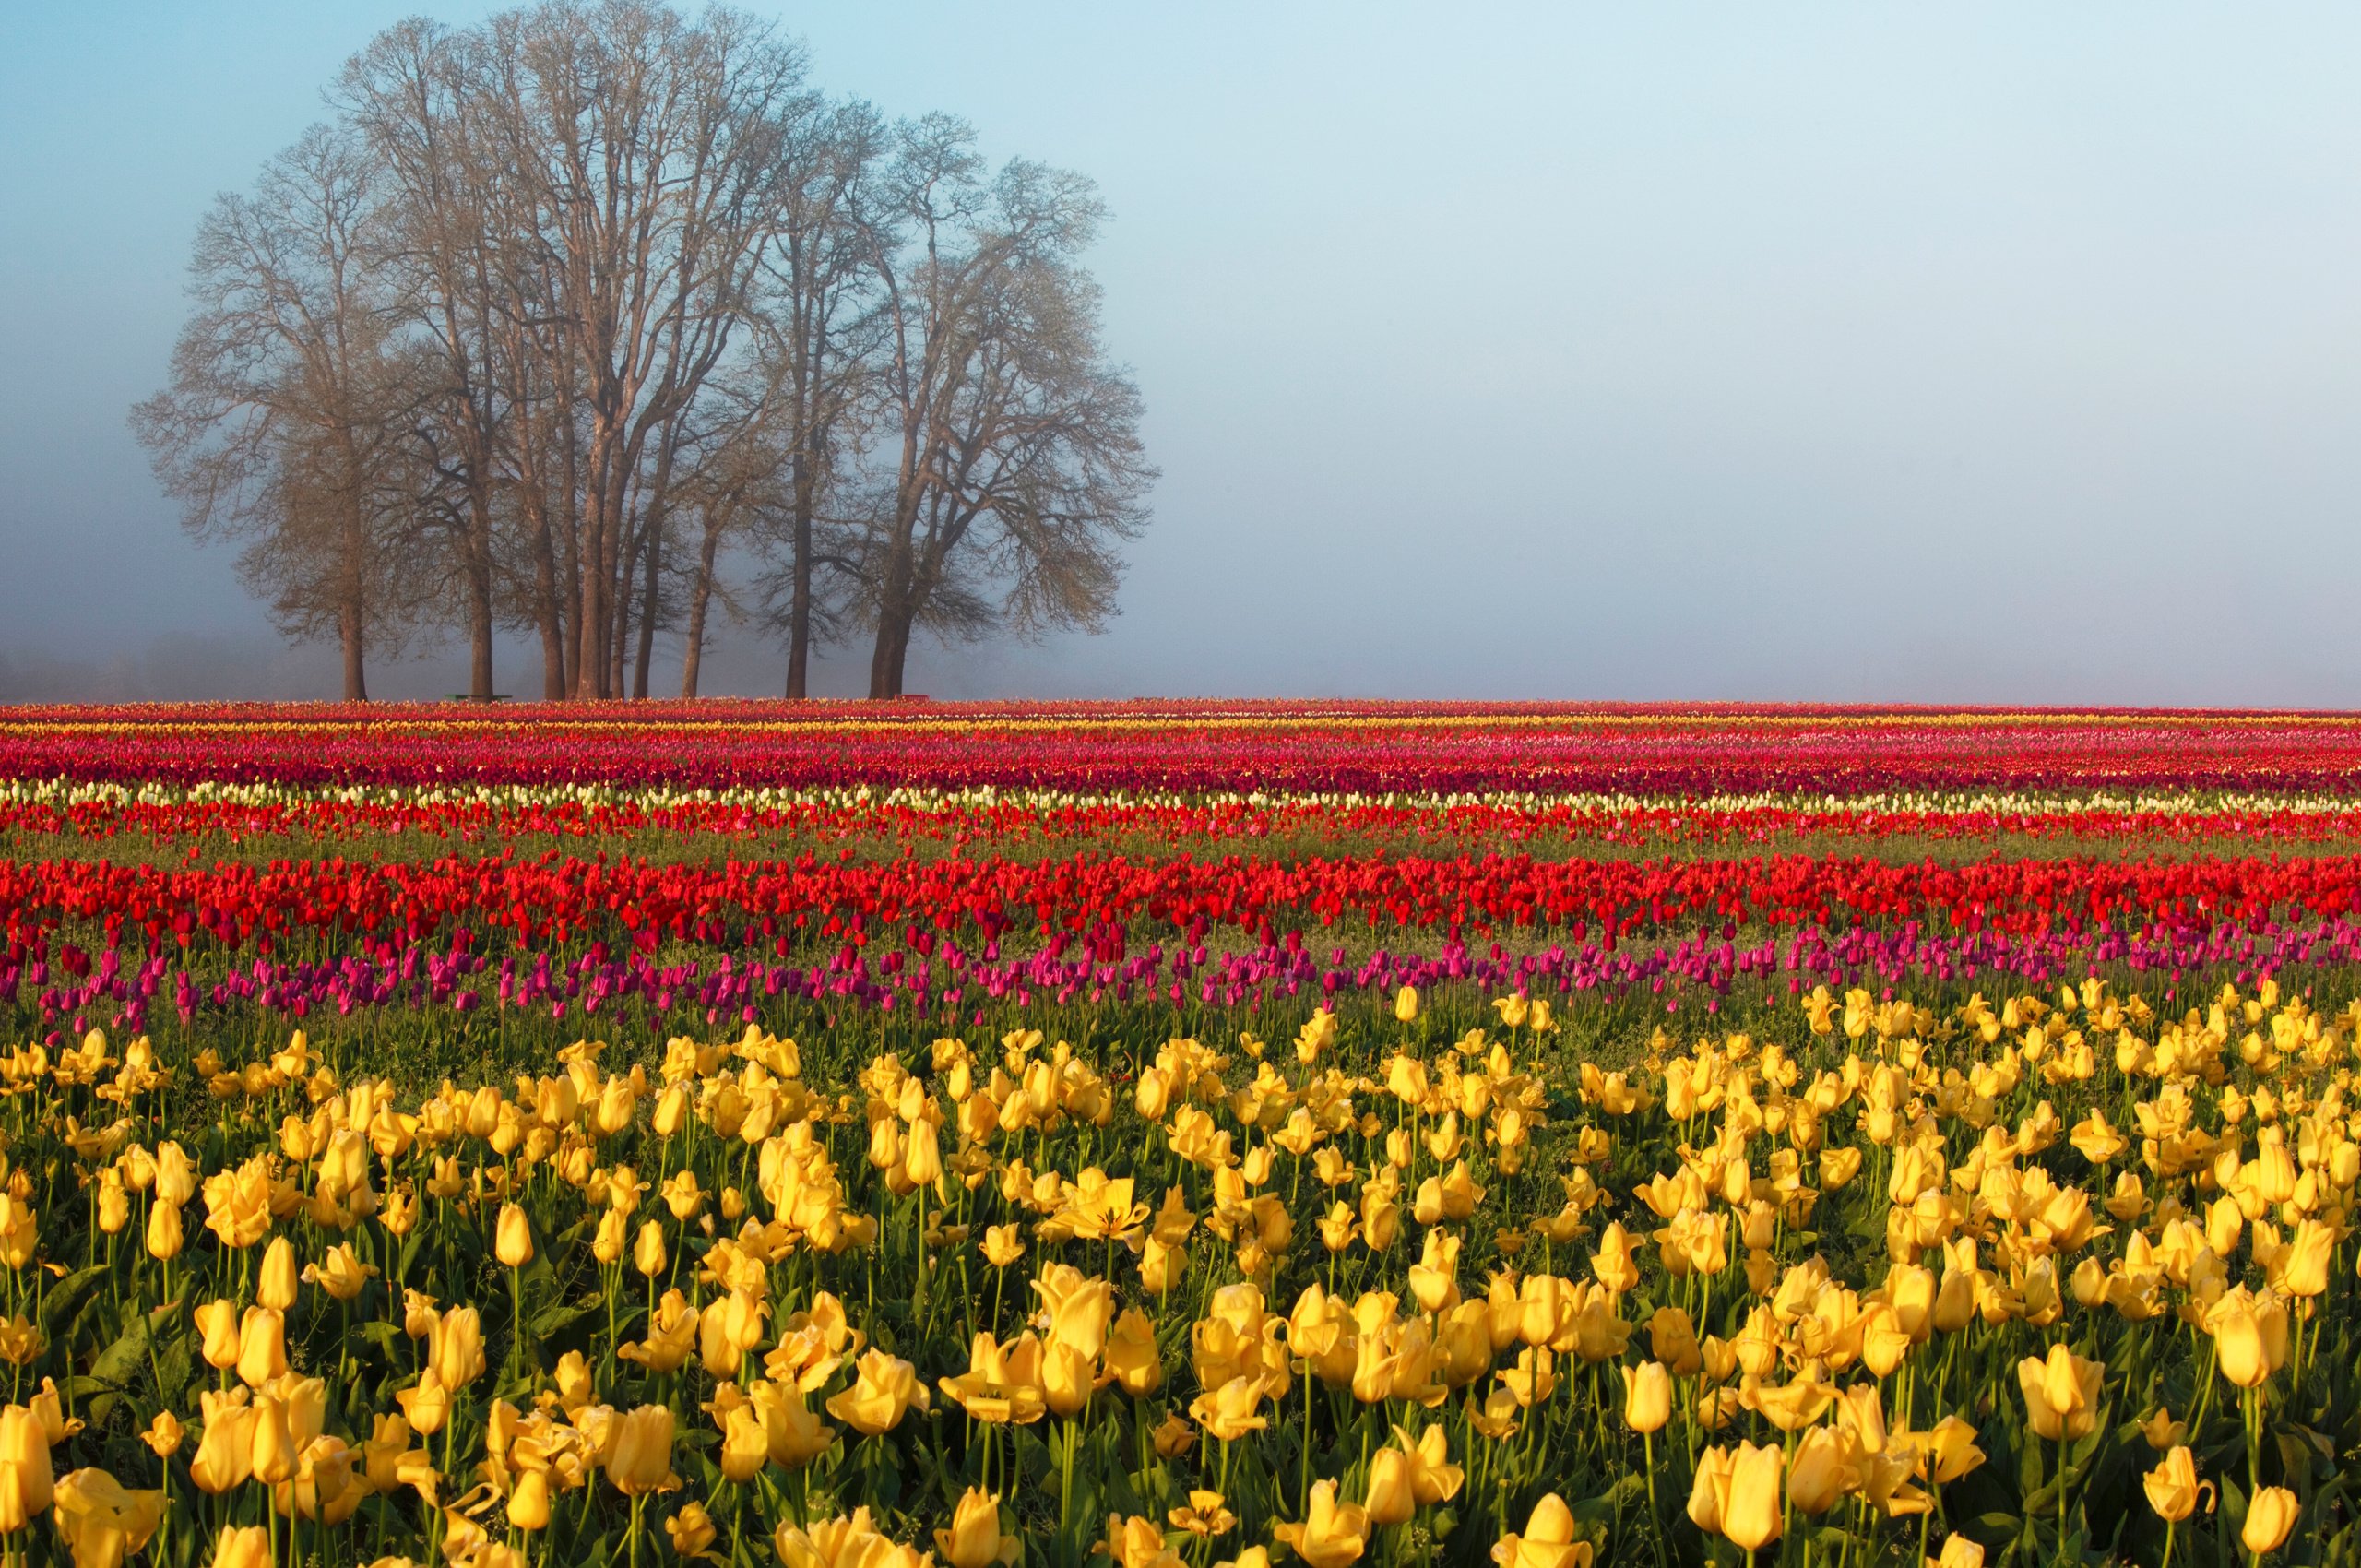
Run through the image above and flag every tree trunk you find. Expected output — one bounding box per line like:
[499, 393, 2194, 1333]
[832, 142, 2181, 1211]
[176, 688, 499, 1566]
[786, 446, 813, 698]
[682, 520, 722, 699]
[530, 501, 568, 699]
[633, 515, 660, 700]
[868, 595, 911, 699]
[468, 553, 495, 700]
[575, 518, 603, 700]
[340, 602, 369, 702]
[575, 455, 610, 700]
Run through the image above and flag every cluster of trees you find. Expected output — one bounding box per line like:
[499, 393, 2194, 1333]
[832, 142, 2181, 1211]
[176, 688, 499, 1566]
[135, 0, 1152, 700]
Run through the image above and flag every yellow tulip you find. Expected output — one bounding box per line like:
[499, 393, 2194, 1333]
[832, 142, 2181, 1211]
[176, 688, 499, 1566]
[607, 1406, 678, 1496]
[277, 1435, 361, 1525]
[138, 1412, 184, 1461]
[495, 1205, 533, 1268]
[1786, 1428, 1858, 1515]
[1272, 1480, 1369, 1568]
[506, 1468, 552, 1532]
[0, 1406, 53, 1532]
[257, 1238, 299, 1312]
[751, 1384, 836, 1468]
[934, 1487, 1018, 1568]
[94, 1182, 128, 1239]
[1104, 1308, 1164, 1396]
[432, 1307, 486, 1390]
[1685, 1445, 1731, 1535]
[1033, 1266, 1116, 1360]
[50, 1467, 164, 1568]
[1690, 1441, 1782, 1551]
[1394, 986, 1420, 1023]
[1363, 1447, 1416, 1525]
[303, 1244, 374, 1302]
[1190, 1376, 1269, 1443]
[621, 1290, 697, 1373]
[1928, 1535, 1985, 1568]
[249, 1396, 297, 1488]
[2243, 1486, 2299, 1553]
[825, 1351, 929, 1437]
[1489, 1492, 1590, 1568]
[1168, 1490, 1234, 1538]
[210, 1526, 271, 1568]
[394, 1370, 449, 1439]
[979, 1225, 1026, 1269]
[2141, 1445, 2209, 1524]
[1620, 1361, 1670, 1434]
[2015, 1343, 2103, 1441]
[1397, 1424, 1463, 1504]
[592, 1209, 628, 1265]
[193, 1301, 240, 1372]
[663, 1503, 716, 1559]
[143, 1201, 183, 1263]
[187, 1391, 255, 1494]
[1043, 1342, 1094, 1420]
[634, 1220, 668, 1279]
[718, 1403, 768, 1484]
[2205, 1289, 2284, 1390]
[2269, 1220, 2334, 1299]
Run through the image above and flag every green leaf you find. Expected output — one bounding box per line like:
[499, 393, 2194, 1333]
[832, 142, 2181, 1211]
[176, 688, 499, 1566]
[89, 1316, 151, 1389]
[529, 1299, 599, 1338]
[41, 1263, 109, 1337]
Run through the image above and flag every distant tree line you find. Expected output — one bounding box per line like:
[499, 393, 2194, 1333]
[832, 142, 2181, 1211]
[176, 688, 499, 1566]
[134, 0, 1153, 700]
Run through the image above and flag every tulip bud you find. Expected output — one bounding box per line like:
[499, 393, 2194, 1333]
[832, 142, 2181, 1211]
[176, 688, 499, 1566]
[1104, 1309, 1163, 1396]
[96, 1180, 131, 1238]
[606, 1406, 676, 1496]
[145, 1201, 184, 1263]
[193, 1301, 240, 1371]
[249, 1396, 297, 1487]
[211, 1526, 271, 1568]
[2141, 1445, 2206, 1524]
[1043, 1342, 1093, 1420]
[507, 1468, 552, 1532]
[235, 1308, 288, 1389]
[1363, 1447, 1416, 1526]
[934, 1488, 1017, 1568]
[1621, 1360, 1671, 1434]
[495, 1205, 534, 1269]
[433, 1307, 486, 1390]
[1719, 1441, 1785, 1550]
[634, 1220, 668, 1279]
[2243, 1486, 2299, 1553]
[592, 1210, 627, 1265]
[255, 1237, 299, 1312]
[0, 1405, 53, 1530]
[395, 1369, 449, 1437]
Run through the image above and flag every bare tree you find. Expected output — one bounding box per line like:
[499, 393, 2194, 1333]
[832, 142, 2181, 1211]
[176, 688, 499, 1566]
[477, 0, 807, 698]
[340, 18, 514, 699]
[131, 124, 427, 699]
[140, 3, 1152, 703]
[750, 98, 885, 697]
[853, 118, 1154, 698]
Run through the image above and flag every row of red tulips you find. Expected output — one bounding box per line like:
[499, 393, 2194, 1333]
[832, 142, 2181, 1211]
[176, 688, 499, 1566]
[13, 703, 2361, 792]
[10, 850, 2361, 959]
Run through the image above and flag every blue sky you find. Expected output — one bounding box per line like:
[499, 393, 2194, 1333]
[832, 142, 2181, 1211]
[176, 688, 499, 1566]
[5, 4, 2360, 702]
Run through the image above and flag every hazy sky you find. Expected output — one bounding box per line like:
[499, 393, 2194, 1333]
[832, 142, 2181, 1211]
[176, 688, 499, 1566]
[6, 4, 2361, 704]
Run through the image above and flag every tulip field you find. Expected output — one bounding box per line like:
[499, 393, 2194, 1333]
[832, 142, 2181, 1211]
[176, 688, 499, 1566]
[2, 703, 2360, 1568]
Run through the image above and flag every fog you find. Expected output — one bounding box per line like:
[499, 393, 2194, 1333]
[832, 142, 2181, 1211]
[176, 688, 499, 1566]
[6, 4, 2361, 704]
